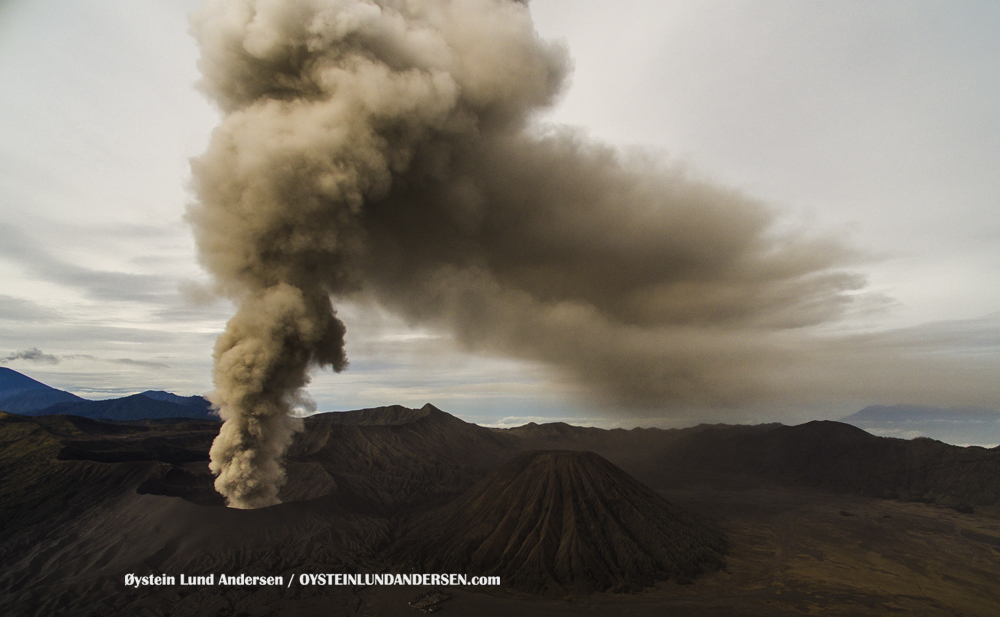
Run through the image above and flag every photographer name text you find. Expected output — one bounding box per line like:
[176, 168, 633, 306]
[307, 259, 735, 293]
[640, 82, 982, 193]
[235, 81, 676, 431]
[124, 573, 500, 589]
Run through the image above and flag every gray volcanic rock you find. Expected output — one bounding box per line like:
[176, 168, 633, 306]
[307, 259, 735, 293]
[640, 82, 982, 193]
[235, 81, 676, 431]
[390, 450, 727, 595]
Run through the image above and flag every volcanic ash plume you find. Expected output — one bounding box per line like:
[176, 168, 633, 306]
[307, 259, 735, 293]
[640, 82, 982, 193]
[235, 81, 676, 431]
[188, 0, 869, 507]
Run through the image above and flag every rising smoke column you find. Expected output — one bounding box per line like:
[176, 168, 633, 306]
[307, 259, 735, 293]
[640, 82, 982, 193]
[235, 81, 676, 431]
[189, 0, 568, 507]
[188, 0, 870, 507]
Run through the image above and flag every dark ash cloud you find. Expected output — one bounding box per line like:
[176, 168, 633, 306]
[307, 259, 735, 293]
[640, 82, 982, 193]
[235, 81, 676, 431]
[187, 0, 998, 507]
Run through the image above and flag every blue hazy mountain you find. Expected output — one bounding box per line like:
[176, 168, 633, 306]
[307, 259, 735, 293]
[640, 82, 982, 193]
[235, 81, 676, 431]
[139, 390, 214, 416]
[0, 368, 216, 421]
[0, 367, 84, 413]
[842, 404, 1000, 446]
[27, 394, 217, 421]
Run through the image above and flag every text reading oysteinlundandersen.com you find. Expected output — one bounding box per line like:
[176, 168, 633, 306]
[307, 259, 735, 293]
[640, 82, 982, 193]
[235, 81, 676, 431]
[124, 573, 501, 588]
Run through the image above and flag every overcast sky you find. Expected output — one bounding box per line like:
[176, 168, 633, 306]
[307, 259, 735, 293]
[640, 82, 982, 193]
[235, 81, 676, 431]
[1, 0, 997, 426]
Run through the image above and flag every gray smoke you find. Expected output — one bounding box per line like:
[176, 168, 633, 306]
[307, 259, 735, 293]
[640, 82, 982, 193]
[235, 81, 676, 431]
[1, 348, 59, 365]
[186, 0, 907, 507]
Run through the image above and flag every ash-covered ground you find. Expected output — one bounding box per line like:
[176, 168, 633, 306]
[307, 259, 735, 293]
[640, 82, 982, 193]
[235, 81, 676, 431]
[2, 405, 999, 616]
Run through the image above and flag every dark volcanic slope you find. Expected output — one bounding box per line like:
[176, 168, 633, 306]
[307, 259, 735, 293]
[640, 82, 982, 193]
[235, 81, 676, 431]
[390, 450, 727, 595]
[285, 404, 517, 512]
[5, 404, 1000, 616]
[0, 412, 218, 540]
[654, 421, 1000, 508]
[0, 413, 388, 617]
[505, 420, 1000, 509]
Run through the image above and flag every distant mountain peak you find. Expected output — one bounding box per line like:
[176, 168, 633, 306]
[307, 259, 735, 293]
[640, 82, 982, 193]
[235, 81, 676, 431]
[839, 405, 1000, 446]
[0, 367, 55, 395]
[843, 405, 1000, 423]
[0, 368, 84, 414]
[309, 403, 468, 427]
[139, 390, 214, 412]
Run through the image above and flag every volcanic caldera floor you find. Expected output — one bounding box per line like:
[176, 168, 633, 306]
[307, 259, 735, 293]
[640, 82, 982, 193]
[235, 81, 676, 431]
[359, 484, 1000, 616]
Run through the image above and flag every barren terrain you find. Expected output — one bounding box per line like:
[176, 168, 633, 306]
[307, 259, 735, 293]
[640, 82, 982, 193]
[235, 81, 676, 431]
[2, 406, 999, 616]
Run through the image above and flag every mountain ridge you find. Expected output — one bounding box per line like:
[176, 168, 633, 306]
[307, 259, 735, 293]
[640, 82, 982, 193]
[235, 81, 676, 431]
[0, 368, 215, 421]
[841, 404, 1000, 445]
[26, 394, 217, 422]
[0, 367, 85, 413]
[843, 404, 1000, 423]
